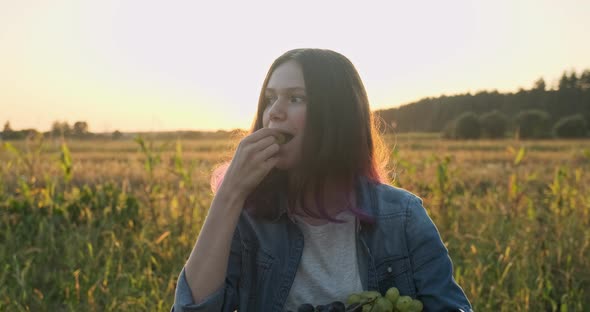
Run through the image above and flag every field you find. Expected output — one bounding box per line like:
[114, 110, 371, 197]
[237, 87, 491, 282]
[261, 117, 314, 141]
[1, 133, 589, 311]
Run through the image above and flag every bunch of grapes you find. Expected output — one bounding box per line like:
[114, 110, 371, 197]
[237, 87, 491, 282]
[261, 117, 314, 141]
[293, 301, 346, 312]
[290, 287, 423, 312]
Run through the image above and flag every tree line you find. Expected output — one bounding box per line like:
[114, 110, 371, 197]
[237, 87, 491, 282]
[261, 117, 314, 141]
[375, 69, 590, 139]
[0, 120, 240, 141]
[1, 120, 100, 140]
[4, 69, 589, 140]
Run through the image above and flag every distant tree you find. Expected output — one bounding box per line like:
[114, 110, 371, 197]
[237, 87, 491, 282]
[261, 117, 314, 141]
[514, 110, 551, 139]
[479, 110, 508, 139]
[2, 121, 13, 140]
[568, 72, 579, 89]
[51, 121, 72, 137]
[558, 72, 569, 90]
[3, 121, 12, 132]
[441, 120, 456, 139]
[552, 114, 588, 138]
[453, 112, 481, 139]
[73, 121, 89, 137]
[559, 71, 579, 90]
[372, 67, 590, 133]
[21, 129, 40, 139]
[51, 121, 60, 137]
[112, 130, 123, 140]
[579, 70, 590, 90]
[533, 78, 546, 91]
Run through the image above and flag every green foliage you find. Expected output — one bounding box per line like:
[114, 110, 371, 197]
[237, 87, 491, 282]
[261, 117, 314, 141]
[513, 146, 526, 166]
[533, 78, 546, 91]
[479, 110, 508, 139]
[1, 137, 589, 311]
[375, 68, 590, 134]
[72, 121, 89, 138]
[60, 143, 73, 184]
[514, 110, 551, 139]
[2, 121, 12, 140]
[552, 114, 588, 138]
[3, 133, 45, 178]
[112, 130, 123, 140]
[580, 70, 590, 90]
[134, 136, 163, 178]
[133, 136, 177, 228]
[51, 121, 72, 137]
[451, 112, 481, 139]
[441, 120, 456, 139]
[559, 71, 579, 90]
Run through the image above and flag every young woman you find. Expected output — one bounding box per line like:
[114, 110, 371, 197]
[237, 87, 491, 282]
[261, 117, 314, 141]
[172, 49, 472, 312]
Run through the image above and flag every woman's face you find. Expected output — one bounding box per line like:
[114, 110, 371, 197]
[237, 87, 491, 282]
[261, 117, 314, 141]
[262, 60, 307, 170]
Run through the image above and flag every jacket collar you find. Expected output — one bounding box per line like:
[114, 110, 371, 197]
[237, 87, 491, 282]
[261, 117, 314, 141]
[272, 175, 377, 224]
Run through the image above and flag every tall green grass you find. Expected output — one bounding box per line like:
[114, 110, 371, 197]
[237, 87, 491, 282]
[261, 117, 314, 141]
[1, 134, 588, 311]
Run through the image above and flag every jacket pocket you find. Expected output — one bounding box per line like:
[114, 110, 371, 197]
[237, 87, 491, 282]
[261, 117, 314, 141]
[375, 256, 415, 297]
[239, 245, 275, 309]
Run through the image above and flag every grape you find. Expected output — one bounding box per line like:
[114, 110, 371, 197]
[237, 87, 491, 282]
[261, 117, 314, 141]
[408, 299, 423, 312]
[358, 291, 381, 301]
[344, 302, 364, 312]
[275, 133, 288, 145]
[327, 301, 346, 312]
[347, 294, 362, 305]
[291, 289, 424, 312]
[395, 296, 412, 312]
[361, 304, 373, 312]
[297, 303, 314, 312]
[384, 287, 400, 305]
[375, 297, 394, 312]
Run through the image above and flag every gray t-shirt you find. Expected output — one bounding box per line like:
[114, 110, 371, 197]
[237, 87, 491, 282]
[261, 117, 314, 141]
[284, 211, 363, 311]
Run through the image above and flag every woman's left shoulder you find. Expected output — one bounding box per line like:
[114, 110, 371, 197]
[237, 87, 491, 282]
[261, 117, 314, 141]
[368, 182, 425, 217]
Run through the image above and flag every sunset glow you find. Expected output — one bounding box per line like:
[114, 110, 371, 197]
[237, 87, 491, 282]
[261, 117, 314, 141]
[2, 0, 589, 132]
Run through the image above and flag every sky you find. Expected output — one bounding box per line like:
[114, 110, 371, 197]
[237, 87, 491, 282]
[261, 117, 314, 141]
[1, 0, 589, 132]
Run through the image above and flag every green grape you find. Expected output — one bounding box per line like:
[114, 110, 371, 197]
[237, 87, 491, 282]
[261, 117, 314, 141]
[384, 287, 400, 305]
[347, 294, 362, 305]
[274, 132, 294, 145]
[374, 297, 394, 312]
[359, 291, 381, 301]
[395, 296, 412, 312]
[408, 299, 423, 312]
[343, 290, 414, 312]
[362, 304, 373, 312]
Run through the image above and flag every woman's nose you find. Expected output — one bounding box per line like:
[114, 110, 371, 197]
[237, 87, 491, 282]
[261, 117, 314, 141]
[268, 98, 287, 121]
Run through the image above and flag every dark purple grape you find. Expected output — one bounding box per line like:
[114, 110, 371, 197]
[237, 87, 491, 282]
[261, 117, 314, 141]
[327, 301, 346, 312]
[316, 304, 329, 312]
[297, 303, 315, 312]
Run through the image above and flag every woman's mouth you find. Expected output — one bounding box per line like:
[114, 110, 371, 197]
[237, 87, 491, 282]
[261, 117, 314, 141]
[275, 131, 295, 145]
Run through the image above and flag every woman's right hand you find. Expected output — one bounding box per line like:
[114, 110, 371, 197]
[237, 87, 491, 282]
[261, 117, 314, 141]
[183, 127, 282, 305]
[217, 128, 282, 201]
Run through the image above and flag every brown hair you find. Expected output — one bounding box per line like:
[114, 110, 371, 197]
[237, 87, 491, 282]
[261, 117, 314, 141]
[213, 48, 389, 223]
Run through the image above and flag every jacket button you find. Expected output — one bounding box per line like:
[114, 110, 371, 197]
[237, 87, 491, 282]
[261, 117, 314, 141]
[387, 266, 392, 273]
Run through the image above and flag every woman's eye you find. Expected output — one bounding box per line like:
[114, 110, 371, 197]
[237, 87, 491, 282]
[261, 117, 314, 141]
[290, 95, 307, 103]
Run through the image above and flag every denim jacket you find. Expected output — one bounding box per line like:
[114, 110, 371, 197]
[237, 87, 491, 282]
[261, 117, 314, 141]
[173, 177, 473, 312]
